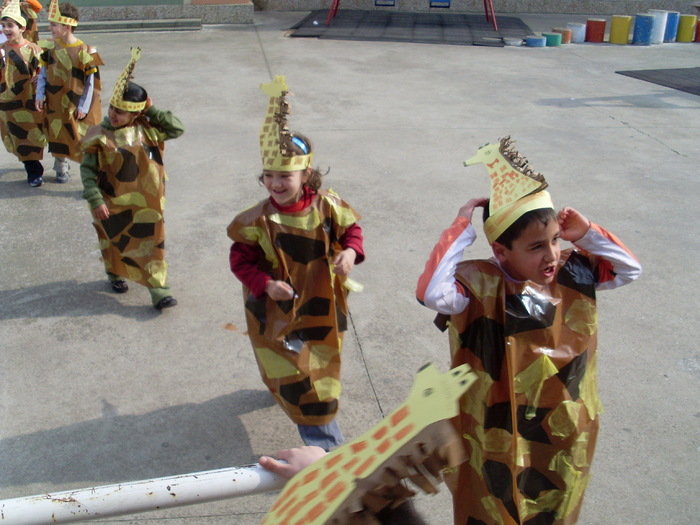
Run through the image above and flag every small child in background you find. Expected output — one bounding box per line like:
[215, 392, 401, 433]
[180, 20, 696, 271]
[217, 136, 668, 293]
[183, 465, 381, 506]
[416, 137, 641, 525]
[227, 75, 364, 451]
[35, 0, 101, 183]
[0, 0, 46, 186]
[80, 48, 184, 310]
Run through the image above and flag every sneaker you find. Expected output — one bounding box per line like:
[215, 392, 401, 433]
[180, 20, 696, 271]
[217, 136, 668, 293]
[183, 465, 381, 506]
[29, 177, 43, 187]
[55, 172, 69, 183]
[155, 296, 178, 310]
[110, 280, 129, 294]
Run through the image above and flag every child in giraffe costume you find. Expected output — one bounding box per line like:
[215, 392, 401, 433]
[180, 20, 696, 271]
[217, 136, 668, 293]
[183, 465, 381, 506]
[0, 0, 42, 43]
[80, 48, 184, 310]
[416, 137, 641, 524]
[0, 0, 46, 186]
[35, 0, 102, 182]
[227, 75, 364, 451]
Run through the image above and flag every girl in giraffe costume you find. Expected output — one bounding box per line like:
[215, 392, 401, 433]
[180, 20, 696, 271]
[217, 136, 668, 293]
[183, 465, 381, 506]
[227, 75, 364, 451]
[80, 48, 184, 310]
[35, 0, 102, 182]
[0, 0, 46, 186]
[416, 137, 641, 524]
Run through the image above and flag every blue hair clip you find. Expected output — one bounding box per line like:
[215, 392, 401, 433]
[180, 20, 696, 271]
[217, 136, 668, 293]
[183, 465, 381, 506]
[291, 136, 309, 154]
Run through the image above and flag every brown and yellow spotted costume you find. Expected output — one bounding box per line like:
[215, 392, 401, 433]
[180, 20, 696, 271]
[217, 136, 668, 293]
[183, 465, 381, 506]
[0, 40, 45, 161]
[38, 38, 102, 161]
[80, 107, 184, 290]
[227, 190, 361, 426]
[448, 252, 601, 525]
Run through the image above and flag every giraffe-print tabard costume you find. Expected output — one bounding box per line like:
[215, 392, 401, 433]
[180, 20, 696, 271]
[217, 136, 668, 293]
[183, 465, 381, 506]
[227, 190, 361, 426]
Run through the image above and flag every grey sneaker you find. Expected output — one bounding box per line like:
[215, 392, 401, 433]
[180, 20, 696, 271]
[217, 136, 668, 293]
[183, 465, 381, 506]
[55, 172, 69, 183]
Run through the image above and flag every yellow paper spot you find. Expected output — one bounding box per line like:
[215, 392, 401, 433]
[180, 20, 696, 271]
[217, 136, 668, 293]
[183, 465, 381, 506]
[133, 209, 162, 223]
[144, 260, 167, 287]
[309, 344, 337, 370]
[580, 353, 604, 420]
[461, 369, 492, 422]
[549, 401, 581, 439]
[548, 451, 589, 518]
[49, 117, 63, 138]
[482, 427, 511, 454]
[14, 110, 35, 123]
[571, 431, 589, 468]
[516, 436, 531, 467]
[255, 347, 300, 379]
[313, 377, 341, 402]
[98, 238, 110, 250]
[112, 192, 147, 207]
[481, 494, 505, 525]
[123, 240, 156, 259]
[520, 489, 564, 521]
[240, 226, 279, 269]
[270, 209, 321, 231]
[142, 163, 161, 196]
[126, 265, 142, 282]
[565, 299, 597, 335]
[115, 126, 138, 148]
[514, 354, 559, 418]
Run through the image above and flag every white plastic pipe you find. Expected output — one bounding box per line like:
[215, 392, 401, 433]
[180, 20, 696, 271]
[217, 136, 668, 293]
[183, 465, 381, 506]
[0, 464, 286, 525]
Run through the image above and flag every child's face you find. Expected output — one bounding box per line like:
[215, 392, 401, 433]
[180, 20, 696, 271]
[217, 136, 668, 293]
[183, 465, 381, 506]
[263, 169, 309, 206]
[108, 105, 139, 129]
[1, 19, 23, 43]
[493, 218, 561, 285]
[49, 21, 72, 42]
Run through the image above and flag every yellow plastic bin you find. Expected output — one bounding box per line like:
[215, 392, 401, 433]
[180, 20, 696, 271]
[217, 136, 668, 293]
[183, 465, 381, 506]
[677, 14, 697, 42]
[610, 15, 632, 44]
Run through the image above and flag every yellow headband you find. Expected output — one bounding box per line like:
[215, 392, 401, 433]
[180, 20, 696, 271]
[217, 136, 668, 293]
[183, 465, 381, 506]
[110, 47, 146, 113]
[259, 75, 313, 172]
[48, 0, 78, 27]
[1, 0, 25, 27]
[464, 136, 552, 244]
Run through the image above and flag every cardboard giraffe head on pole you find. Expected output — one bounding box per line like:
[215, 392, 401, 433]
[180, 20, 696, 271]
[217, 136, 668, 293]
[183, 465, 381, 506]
[261, 363, 477, 525]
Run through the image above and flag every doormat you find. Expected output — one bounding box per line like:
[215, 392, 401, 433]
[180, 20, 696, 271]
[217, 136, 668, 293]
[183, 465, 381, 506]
[289, 10, 533, 47]
[616, 67, 700, 97]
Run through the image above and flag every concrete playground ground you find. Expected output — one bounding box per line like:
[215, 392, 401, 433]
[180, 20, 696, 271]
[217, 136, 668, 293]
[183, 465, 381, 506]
[1, 10, 699, 525]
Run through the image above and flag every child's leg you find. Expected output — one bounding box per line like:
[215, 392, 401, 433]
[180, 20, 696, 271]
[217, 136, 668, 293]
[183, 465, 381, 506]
[52, 156, 70, 183]
[148, 286, 177, 310]
[297, 419, 345, 451]
[23, 160, 44, 187]
[106, 272, 128, 293]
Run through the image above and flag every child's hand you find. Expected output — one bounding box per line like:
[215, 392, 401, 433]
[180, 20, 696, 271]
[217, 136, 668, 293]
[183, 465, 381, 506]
[74, 110, 87, 120]
[332, 248, 356, 276]
[558, 207, 590, 242]
[35, 99, 44, 112]
[265, 279, 295, 301]
[144, 97, 153, 112]
[93, 204, 109, 221]
[457, 197, 488, 222]
[259, 446, 327, 480]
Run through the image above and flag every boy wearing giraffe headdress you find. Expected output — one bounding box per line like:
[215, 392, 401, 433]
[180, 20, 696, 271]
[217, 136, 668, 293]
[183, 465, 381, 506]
[35, 0, 102, 183]
[80, 48, 184, 310]
[416, 137, 641, 525]
[227, 75, 364, 451]
[0, 0, 46, 186]
[0, 0, 42, 43]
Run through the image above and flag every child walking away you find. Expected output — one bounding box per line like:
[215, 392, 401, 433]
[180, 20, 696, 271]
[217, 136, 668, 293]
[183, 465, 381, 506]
[227, 75, 364, 451]
[80, 48, 184, 310]
[35, 0, 101, 183]
[416, 137, 641, 525]
[0, 0, 46, 186]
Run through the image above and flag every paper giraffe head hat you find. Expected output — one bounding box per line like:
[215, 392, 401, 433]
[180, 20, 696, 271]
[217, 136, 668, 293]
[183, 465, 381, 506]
[1, 0, 26, 27]
[464, 136, 552, 244]
[48, 0, 78, 27]
[110, 47, 146, 113]
[259, 75, 313, 172]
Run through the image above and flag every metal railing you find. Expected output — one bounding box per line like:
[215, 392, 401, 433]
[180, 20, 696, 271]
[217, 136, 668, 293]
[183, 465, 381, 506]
[0, 464, 286, 525]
